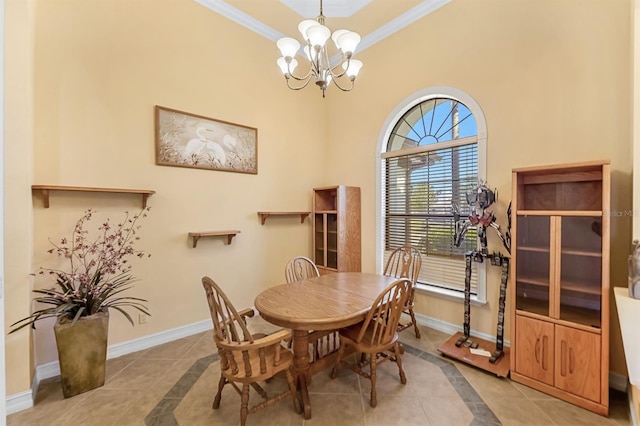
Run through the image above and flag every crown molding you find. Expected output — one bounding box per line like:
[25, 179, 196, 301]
[358, 0, 452, 52]
[193, 0, 285, 40]
[194, 0, 452, 53]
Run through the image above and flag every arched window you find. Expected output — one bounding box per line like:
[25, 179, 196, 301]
[377, 87, 487, 300]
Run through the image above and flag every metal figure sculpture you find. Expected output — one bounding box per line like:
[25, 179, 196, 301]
[452, 181, 511, 363]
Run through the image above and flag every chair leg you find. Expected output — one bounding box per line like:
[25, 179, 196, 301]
[369, 353, 378, 408]
[408, 307, 421, 338]
[212, 375, 226, 409]
[240, 383, 250, 426]
[285, 368, 301, 414]
[250, 382, 268, 399]
[394, 343, 407, 385]
[330, 342, 347, 379]
[359, 352, 367, 367]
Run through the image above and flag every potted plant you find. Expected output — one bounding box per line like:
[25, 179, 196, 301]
[9, 208, 151, 398]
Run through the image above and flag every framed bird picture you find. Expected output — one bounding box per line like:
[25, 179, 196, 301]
[155, 105, 258, 174]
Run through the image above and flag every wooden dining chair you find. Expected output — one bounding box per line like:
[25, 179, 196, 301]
[202, 276, 300, 426]
[284, 256, 339, 362]
[330, 278, 411, 408]
[383, 245, 423, 338]
[285, 256, 320, 282]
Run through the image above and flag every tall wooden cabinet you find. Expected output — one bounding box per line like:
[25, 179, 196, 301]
[312, 186, 361, 274]
[510, 161, 610, 416]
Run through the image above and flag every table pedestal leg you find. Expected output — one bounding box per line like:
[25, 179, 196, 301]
[292, 329, 312, 419]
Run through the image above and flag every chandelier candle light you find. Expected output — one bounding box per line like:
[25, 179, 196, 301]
[276, 0, 363, 97]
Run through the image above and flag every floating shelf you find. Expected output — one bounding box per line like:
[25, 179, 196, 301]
[188, 231, 241, 248]
[32, 185, 155, 208]
[257, 211, 310, 225]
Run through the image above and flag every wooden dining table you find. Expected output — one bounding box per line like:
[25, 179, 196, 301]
[254, 271, 397, 419]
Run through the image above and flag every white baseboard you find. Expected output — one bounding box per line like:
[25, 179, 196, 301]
[609, 372, 628, 392]
[6, 319, 213, 415]
[6, 390, 33, 416]
[414, 311, 511, 347]
[106, 319, 212, 360]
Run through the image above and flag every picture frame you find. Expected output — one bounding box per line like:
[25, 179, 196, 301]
[155, 105, 258, 174]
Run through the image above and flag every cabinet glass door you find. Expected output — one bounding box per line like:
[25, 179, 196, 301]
[314, 214, 326, 267]
[559, 216, 602, 328]
[326, 214, 338, 269]
[315, 213, 338, 270]
[516, 215, 551, 316]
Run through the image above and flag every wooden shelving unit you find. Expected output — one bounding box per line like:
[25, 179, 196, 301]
[312, 185, 361, 274]
[510, 160, 610, 416]
[257, 211, 310, 225]
[188, 231, 240, 248]
[32, 185, 155, 208]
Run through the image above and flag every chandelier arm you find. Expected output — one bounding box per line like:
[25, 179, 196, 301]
[330, 75, 355, 92]
[328, 55, 350, 79]
[285, 75, 313, 91]
[287, 67, 315, 82]
[283, 54, 316, 82]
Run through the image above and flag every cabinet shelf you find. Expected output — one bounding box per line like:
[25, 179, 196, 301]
[561, 248, 602, 257]
[315, 210, 337, 214]
[518, 245, 550, 253]
[517, 276, 601, 295]
[188, 231, 240, 247]
[516, 210, 602, 217]
[257, 211, 310, 225]
[516, 276, 549, 287]
[32, 185, 155, 208]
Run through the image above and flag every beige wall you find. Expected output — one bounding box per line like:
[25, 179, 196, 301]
[5, 0, 35, 396]
[4, 0, 634, 397]
[5, 0, 328, 394]
[326, 0, 632, 375]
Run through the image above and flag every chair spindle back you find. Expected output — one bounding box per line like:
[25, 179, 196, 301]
[285, 256, 320, 283]
[202, 276, 253, 345]
[383, 245, 422, 285]
[356, 278, 411, 346]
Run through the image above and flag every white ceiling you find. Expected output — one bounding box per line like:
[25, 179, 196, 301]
[193, 0, 452, 54]
[280, 0, 373, 18]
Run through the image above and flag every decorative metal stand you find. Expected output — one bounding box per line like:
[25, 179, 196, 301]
[437, 182, 512, 375]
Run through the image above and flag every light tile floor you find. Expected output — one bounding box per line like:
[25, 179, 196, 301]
[7, 317, 631, 425]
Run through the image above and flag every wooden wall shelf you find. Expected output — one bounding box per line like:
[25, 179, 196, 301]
[257, 211, 310, 225]
[32, 185, 155, 208]
[189, 231, 240, 247]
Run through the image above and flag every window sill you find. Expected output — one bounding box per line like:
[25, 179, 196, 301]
[415, 283, 487, 306]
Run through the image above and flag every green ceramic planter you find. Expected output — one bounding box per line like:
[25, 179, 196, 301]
[53, 310, 109, 398]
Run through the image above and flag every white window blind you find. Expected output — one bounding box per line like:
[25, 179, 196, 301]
[383, 142, 479, 293]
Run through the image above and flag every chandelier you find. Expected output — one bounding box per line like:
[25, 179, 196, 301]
[276, 0, 363, 97]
